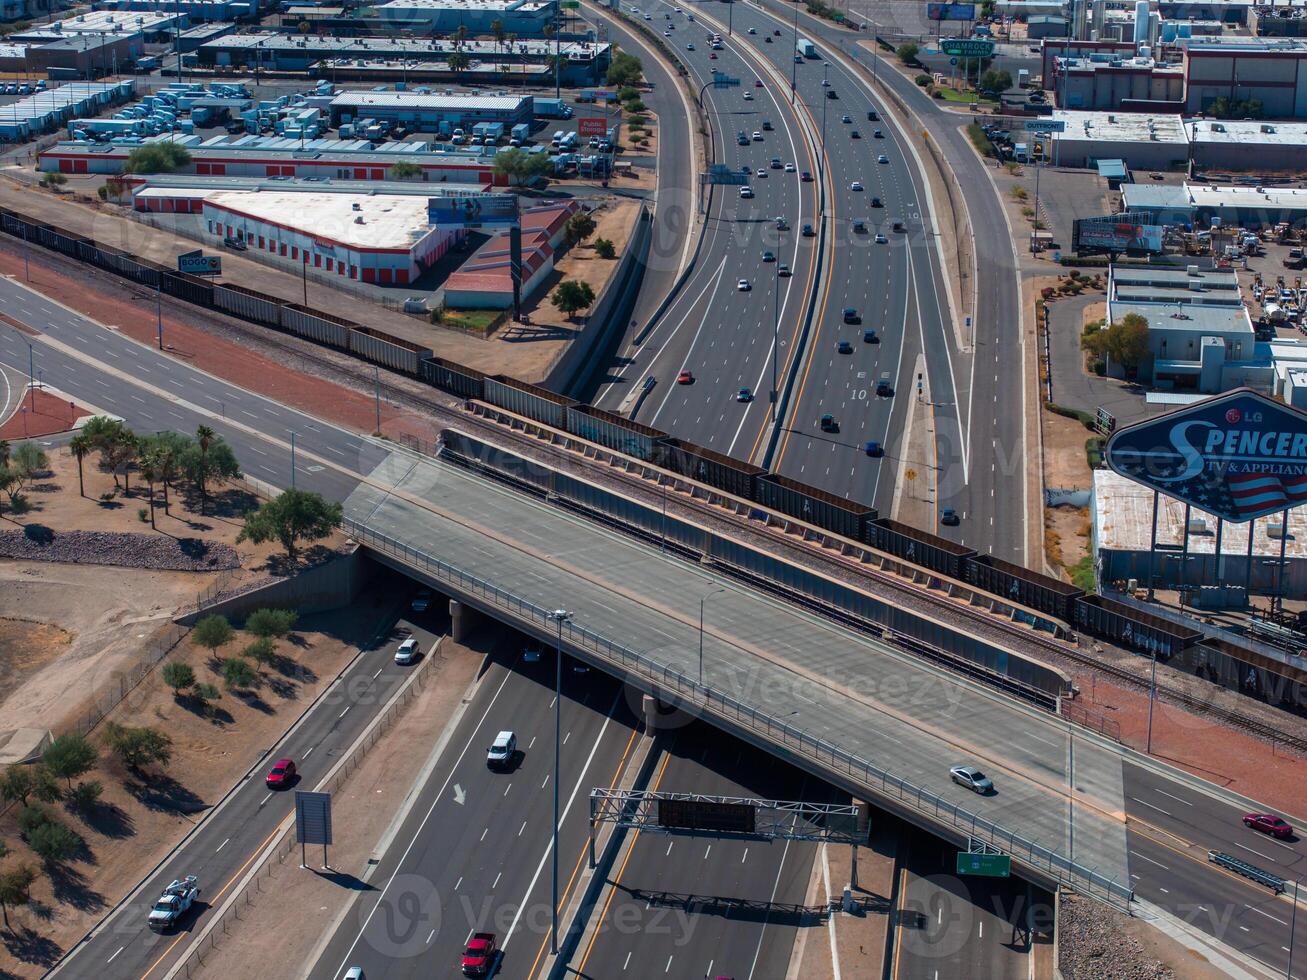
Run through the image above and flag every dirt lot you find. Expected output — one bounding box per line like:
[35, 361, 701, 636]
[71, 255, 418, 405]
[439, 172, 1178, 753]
[0, 618, 72, 708]
[0, 447, 338, 735]
[494, 197, 643, 378]
[0, 605, 367, 978]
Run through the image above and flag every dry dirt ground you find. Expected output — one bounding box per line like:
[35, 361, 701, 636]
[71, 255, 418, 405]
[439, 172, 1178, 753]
[0, 605, 370, 978]
[0, 447, 338, 734]
[494, 197, 642, 375]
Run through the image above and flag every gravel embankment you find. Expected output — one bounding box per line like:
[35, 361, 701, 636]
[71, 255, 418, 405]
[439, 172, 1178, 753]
[1059, 895, 1174, 980]
[0, 529, 240, 571]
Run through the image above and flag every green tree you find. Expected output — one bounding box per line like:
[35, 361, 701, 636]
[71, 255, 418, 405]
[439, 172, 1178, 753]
[491, 17, 505, 55]
[236, 488, 342, 561]
[0, 766, 34, 807]
[0, 441, 48, 508]
[448, 50, 471, 74]
[565, 210, 596, 245]
[161, 661, 196, 694]
[40, 172, 67, 189]
[124, 143, 192, 175]
[607, 50, 644, 88]
[137, 451, 159, 529]
[27, 821, 81, 865]
[0, 864, 37, 931]
[139, 431, 190, 514]
[1082, 312, 1151, 376]
[30, 767, 61, 804]
[390, 162, 423, 181]
[896, 42, 919, 64]
[493, 146, 554, 187]
[101, 723, 172, 773]
[245, 608, 298, 639]
[69, 432, 92, 498]
[193, 682, 221, 714]
[550, 280, 596, 321]
[184, 425, 240, 515]
[221, 657, 258, 690]
[82, 416, 138, 491]
[192, 614, 234, 655]
[41, 734, 96, 792]
[979, 68, 1012, 93]
[15, 804, 51, 838]
[244, 636, 277, 669]
[594, 237, 616, 259]
[68, 780, 102, 813]
[11, 442, 46, 478]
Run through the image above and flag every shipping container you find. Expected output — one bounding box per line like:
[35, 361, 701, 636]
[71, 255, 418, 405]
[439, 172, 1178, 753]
[869, 518, 975, 581]
[658, 437, 765, 500]
[160, 271, 215, 307]
[483, 375, 575, 429]
[565, 404, 666, 462]
[213, 281, 285, 327]
[964, 554, 1082, 622]
[347, 326, 430, 376]
[281, 302, 351, 349]
[419, 355, 486, 400]
[1072, 594, 1200, 658]
[755, 473, 876, 543]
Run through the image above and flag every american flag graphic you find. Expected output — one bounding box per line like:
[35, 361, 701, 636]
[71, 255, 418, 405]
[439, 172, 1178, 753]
[1227, 471, 1307, 517]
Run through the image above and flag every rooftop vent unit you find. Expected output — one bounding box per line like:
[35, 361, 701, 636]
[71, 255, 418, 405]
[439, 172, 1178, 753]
[354, 215, 364, 223]
[1187, 516, 1209, 535]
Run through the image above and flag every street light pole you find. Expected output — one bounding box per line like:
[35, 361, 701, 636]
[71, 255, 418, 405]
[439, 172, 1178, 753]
[27, 342, 34, 411]
[373, 365, 381, 434]
[698, 587, 725, 685]
[1289, 878, 1300, 980]
[290, 431, 297, 489]
[791, 1, 800, 100]
[156, 276, 164, 350]
[1145, 650, 1158, 753]
[819, 63, 830, 176]
[548, 608, 573, 955]
[771, 229, 781, 420]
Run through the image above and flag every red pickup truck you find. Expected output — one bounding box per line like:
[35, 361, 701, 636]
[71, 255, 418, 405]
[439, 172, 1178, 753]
[462, 932, 497, 976]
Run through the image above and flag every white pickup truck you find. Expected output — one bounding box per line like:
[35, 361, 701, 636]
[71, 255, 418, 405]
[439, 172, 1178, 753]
[148, 876, 199, 932]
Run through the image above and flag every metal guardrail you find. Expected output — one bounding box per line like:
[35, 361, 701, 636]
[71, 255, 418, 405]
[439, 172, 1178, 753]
[1208, 850, 1286, 894]
[344, 517, 1134, 909]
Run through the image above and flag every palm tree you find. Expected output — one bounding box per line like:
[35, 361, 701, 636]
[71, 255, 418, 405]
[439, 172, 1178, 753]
[69, 433, 91, 498]
[455, 23, 467, 47]
[138, 451, 158, 529]
[491, 18, 504, 59]
[196, 424, 214, 515]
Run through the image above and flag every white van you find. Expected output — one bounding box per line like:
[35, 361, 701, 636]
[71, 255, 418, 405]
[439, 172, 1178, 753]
[487, 731, 516, 768]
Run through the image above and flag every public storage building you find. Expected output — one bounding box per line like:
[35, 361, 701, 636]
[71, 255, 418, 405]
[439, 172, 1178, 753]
[202, 190, 461, 285]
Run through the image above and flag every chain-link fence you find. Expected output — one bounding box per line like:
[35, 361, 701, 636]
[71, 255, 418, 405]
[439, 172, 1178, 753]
[169, 640, 445, 980]
[344, 517, 1133, 909]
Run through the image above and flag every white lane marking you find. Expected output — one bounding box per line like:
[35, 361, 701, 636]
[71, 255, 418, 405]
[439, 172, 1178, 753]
[1130, 796, 1171, 817]
[107, 947, 124, 964]
[1152, 789, 1192, 806]
[1133, 851, 1169, 871]
[1248, 905, 1287, 926]
[215, 838, 229, 853]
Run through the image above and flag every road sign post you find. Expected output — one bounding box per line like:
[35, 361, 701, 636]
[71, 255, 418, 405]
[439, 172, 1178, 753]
[294, 791, 333, 869]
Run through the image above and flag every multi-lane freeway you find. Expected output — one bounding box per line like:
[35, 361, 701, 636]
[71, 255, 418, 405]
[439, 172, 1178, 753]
[50, 602, 440, 980]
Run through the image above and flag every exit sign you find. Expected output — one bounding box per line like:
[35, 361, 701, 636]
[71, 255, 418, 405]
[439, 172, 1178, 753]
[957, 852, 1011, 877]
[562, 1, 580, 7]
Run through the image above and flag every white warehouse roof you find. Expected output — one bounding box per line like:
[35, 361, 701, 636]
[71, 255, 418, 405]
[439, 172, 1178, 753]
[329, 91, 529, 112]
[1185, 118, 1307, 146]
[205, 191, 439, 251]
[1051, 109, 1189, 145]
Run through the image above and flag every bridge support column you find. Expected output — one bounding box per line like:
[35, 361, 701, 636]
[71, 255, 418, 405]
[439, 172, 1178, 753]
[642, 693, 659, 732]
[449, 599, 481, 643]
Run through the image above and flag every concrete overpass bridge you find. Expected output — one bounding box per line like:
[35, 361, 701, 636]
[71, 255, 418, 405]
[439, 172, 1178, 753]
[342, 442, 1135, 908]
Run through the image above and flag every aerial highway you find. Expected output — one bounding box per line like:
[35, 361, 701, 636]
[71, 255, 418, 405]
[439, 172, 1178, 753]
[575, 721, 834, 979]
[2, 277, 1297, 976]
[746, 0, 1028, 561]
[48, 608, 442, 980]
[307, 652, 642, 980]
[591, 0, 820, 465]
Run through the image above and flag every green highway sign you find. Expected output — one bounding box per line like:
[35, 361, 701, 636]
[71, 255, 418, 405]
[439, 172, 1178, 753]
[561, 2, 580, 8]
[940, 37, 994, 57]
[957, 852, 1011, 877]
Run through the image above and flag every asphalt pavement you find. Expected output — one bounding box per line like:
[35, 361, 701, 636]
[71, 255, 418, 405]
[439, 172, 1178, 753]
[306, 647, 642, 980]
[50, 592, 442, 980]
[574, 722, 834, 979]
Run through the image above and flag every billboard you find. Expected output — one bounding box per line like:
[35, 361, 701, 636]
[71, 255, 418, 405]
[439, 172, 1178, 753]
[1073, 215, 1164, 254]
[929, 3, 976, 19]
[1105, 389, 1307, 523]
[577, 116, 608, 137]
[427, 193, 519, 228]
[177, 250, 220, 275]
[940, 36, 993, 56]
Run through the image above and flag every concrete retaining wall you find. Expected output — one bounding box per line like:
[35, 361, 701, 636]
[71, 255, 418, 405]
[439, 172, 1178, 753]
[183, 544, 376, 624]
[544, 204, 652, 395]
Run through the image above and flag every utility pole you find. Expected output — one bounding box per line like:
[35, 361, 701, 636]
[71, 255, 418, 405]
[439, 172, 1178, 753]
[373, 365, 381, 433]
[548, 608, 573, 955]
[156, 276, 164, 350]
[290, 431, 297, 489]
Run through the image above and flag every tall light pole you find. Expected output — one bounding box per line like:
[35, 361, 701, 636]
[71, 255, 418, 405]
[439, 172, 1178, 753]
[548, 607, 573, 955]
[1145, 649, 1158, 753]
[698, 586, 725, 685]
[771, 227, 782, 420]
[156, 276, 164, 350]
[819, 62, 830, 176]
[1289, 878, 1300, 980]
[790, 1, 801, 100]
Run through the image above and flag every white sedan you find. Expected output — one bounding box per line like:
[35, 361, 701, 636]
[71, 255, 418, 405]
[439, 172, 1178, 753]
[737, 279, 751, 291]
[878, 154, 889, 164]
[850, 181, 863, 191]
[784, 162, 796, 172]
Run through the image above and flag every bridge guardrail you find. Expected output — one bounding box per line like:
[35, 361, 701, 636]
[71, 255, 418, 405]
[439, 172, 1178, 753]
[343, 516, 1133, 909]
